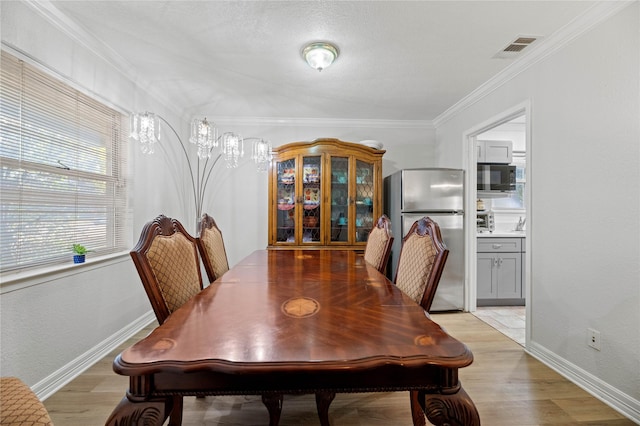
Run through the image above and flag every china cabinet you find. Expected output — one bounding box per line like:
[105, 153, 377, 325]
[268, 138, 384, 251]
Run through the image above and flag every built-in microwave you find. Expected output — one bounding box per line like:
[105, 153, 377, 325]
[477, 164, 516, 192]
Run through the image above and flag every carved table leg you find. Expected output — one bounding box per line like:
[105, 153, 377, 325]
[315, 391, 336, 426]
[168, 395, 183, 426]
[410, 390, 427, 426]
[421, 386, 481, 426]
[261, 393, 284, 426]
[105, 396, 170, 426]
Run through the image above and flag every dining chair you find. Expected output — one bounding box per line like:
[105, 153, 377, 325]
[363, 214, 394, 273]
[130, 214, 204, 426]
[197, 213, 230, 282]
[0, 377, 54, 425]
[393, 216, 449, 426]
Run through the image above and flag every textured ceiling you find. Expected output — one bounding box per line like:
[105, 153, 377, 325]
[50, 1, 597, 122]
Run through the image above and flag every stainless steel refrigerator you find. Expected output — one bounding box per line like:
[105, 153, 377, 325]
[384, 168, 465, 311]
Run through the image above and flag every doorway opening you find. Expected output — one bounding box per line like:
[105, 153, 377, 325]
[464, 103, 530, 348]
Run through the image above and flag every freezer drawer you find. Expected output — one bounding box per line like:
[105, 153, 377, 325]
[400, 169, 464, 212]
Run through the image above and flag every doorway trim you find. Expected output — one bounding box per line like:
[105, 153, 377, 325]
[462, 100, 532, 345]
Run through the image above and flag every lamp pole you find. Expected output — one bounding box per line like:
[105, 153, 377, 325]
[130, 112, 271, 234]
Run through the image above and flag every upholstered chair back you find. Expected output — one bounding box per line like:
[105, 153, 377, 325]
[363, 214, 394, 273]
[197, 213, 230, 283]
[130, 214, 203, 324]
[394, 216, 449, 312]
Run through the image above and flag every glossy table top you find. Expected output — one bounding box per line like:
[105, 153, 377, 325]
[115, 250, 472, 377]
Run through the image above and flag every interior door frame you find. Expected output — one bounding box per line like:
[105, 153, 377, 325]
[462, 100, 532, 347]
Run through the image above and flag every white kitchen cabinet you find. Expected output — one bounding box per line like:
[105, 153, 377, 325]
[477, 140, 513, 164]
[477, 237, 524, 305]
[477, 253, 498, 298]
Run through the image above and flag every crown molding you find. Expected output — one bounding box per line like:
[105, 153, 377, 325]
[23, 0, 434, 130]
[23, 1, 136, 78]
[24, 0, 630, 130]
[432, 1, 635, 128]
[209, 116, 435, 129]
[23, 0, 180, 117]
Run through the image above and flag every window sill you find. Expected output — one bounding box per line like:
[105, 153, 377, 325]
[1, 251, 130, 294]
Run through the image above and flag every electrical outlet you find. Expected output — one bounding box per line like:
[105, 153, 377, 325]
[587, 328, 601, 351]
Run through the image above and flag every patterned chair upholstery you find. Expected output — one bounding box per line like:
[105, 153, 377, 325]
[393, 216, 449, 426]
[130, 215, 204, 426]
[130, 215, 203, 325]
[394, 217, 449, 311]
[0, 377, 53, 426]
[197, 213, 230, 283]
[363, 214, 394, 273]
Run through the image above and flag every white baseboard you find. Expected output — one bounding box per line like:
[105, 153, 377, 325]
[527, 342, 640, 424]
[34, 311, 156, 401]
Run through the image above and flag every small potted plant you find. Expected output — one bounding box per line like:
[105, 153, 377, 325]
[72, 244, 89, 264]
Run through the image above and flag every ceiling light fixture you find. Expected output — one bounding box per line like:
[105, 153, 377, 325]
[302, 42, 339, 72]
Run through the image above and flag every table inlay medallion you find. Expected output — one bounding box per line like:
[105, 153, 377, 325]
[281, 297, 320, 318]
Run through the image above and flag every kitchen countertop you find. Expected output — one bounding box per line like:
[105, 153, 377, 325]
[477, 231, 526, 238]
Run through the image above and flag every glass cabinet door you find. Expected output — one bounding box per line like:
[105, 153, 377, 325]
[275, 157, 296, 243]
[301, 156, 321, 244]
[330, 156, 349, 242]
[269, 139, 384, 250]
[355, 159, 374, 243]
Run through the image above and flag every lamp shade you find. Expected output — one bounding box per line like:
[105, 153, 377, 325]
[302, 42, 339, 72]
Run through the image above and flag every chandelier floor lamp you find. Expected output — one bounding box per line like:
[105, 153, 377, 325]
[130, 112, 271, 233]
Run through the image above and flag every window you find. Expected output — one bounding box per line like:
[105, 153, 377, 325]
[0, 50, 128, 273]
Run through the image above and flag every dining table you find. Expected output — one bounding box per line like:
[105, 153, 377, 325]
[106, 249, 480, 426]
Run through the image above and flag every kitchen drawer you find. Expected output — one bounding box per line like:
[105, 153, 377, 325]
[477, 237, 522, 253]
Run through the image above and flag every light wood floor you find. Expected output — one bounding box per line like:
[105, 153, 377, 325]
[43, 313, 634, 425]
[473, 306, 526, 346]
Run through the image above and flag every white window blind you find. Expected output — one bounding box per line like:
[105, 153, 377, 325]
[0, 50, 128, 273]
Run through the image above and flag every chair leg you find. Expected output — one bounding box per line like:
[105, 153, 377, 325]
[168, 395, 183, 426]
[315, 391, 336, 426]
[410, 390, 427, 426]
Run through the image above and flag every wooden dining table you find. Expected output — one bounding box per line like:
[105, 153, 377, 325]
[106, 249, 480, 426]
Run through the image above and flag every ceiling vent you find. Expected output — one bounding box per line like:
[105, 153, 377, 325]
[493, 36, 540, 59]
